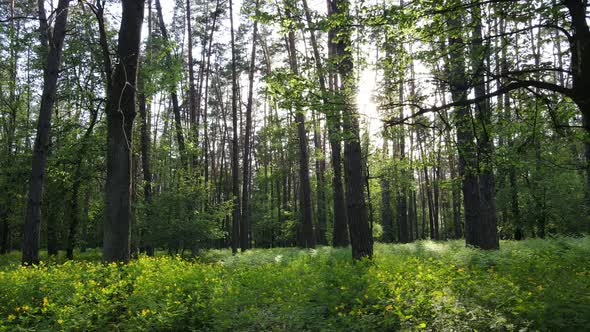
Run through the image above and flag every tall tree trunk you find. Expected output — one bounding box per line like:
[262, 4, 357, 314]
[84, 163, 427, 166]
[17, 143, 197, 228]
[241, 1, 259, 251]
[397, 84, 409, 243]
[229, 0, 240, 254]
[285, 10, 315, 248]
[313, 110, 328, 245]
[155, 0, 187, 166]
[22, 0, 71, 265]
[449, 153, 462, 239]
[380, 135, 394, 242]
[446, 10, 481, 248]
[103, 0, 145, 263]
[471, 5, 499, 249]
[186, 0, 197, 144]
[302, 0, 346, 246]
[330, 0, 372, 259]
[563, 0, 590, 228]
[202, 0, 221, 185]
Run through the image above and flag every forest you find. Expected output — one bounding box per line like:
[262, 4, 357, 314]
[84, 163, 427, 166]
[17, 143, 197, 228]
[0, 0, 589, 330]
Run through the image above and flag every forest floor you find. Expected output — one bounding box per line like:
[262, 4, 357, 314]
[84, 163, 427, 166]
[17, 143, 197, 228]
[0, 237, 589, 331]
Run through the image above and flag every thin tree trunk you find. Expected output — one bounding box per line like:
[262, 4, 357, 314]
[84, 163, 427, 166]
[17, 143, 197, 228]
[155, 0, 187, 166]
[241, 1, 259, 251]
[317, 0, 349, 247]
[186, 0, 197, 141]
[285, 12, 315, 248]
[381, 135, 394, 242]
[229, 0, 240, 254]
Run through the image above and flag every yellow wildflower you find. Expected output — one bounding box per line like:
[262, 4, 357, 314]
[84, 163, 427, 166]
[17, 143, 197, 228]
[43, 297, 49, 307]
[7, 314, 16, 321]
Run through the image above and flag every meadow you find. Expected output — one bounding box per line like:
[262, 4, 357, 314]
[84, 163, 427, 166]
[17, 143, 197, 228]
[1, 237, 589, 331]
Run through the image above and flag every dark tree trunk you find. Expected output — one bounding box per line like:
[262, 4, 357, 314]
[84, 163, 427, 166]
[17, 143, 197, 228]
[449, 154, 462, 239]
[186, 0, 197, 145]
[380, 137, 394, 242]
[564, 0, 590, 225]
[330, 0, 372, 259]
[446, 12, 481, 248]
[22, 0, 70, 265]
[302, 0, 347, 247]
[155, 0, 187, 166]
[202, 0, 221, 184]
[285, 15, 315, 248]
[103, 0, 145, 263]
[229, 0, 240, 254]
[241, 2, 258, 251]
[471, 5, 499, 250]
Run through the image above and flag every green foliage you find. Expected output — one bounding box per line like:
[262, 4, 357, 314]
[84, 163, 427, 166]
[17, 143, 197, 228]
[1, 237, 589, 331]
[140, 174, 230, 252]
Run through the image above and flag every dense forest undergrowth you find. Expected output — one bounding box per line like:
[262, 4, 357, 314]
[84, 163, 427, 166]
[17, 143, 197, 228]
[1, 237, 589, 331]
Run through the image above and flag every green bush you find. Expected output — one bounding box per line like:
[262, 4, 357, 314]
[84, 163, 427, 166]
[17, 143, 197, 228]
[0, 237, 588, 331]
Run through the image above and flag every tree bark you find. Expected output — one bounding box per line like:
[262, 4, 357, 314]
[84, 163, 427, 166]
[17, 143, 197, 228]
[302, 0, 347, 247]
[241, 1, 259, 251]
[103, 0, 145, 263]
[155, 0, 187, 166]
[22, 0, 70, 265]
[471, 5, 499, 249]
[229, 0, 240, 254]
[330, 0, 372, 259]
[286, 11, 315, 248]
[380, 135, 394, 242]
[446, 11, 481, 248]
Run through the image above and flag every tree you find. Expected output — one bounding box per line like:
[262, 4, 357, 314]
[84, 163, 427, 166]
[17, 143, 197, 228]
[22, 0, 71, 265]
[241, 0, 259, 252]
[102, 0, 145, 263]
[229, 0, 240, 254]
[302, 0, 347, 247]
[285, 2, 315, 249]
[329, 0, 372, 259]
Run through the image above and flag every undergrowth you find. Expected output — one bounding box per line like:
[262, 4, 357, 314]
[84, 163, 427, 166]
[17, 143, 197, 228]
[0, 237, 588, 331]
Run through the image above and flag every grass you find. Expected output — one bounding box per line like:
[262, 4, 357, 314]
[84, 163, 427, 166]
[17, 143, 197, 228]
[0, 237, 589, 331]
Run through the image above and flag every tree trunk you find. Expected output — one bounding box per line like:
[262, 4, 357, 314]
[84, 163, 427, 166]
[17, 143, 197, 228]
[471, 5, 499, 249]
[103, 0, 145, 263]
[302, 0, 347, 247]
[446, 11, 481, 248]
[229, 0, 240, 254]
[285, 13, 315, 248]
[380, 136, 394, 242]
[330, 0, 372, 259]
[22, 0, 70, 265]
[155, 0, 187, 166]
[241, 2, 259, 251]
[186, 0, 197, 143]
[313, 110, 328, 245]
